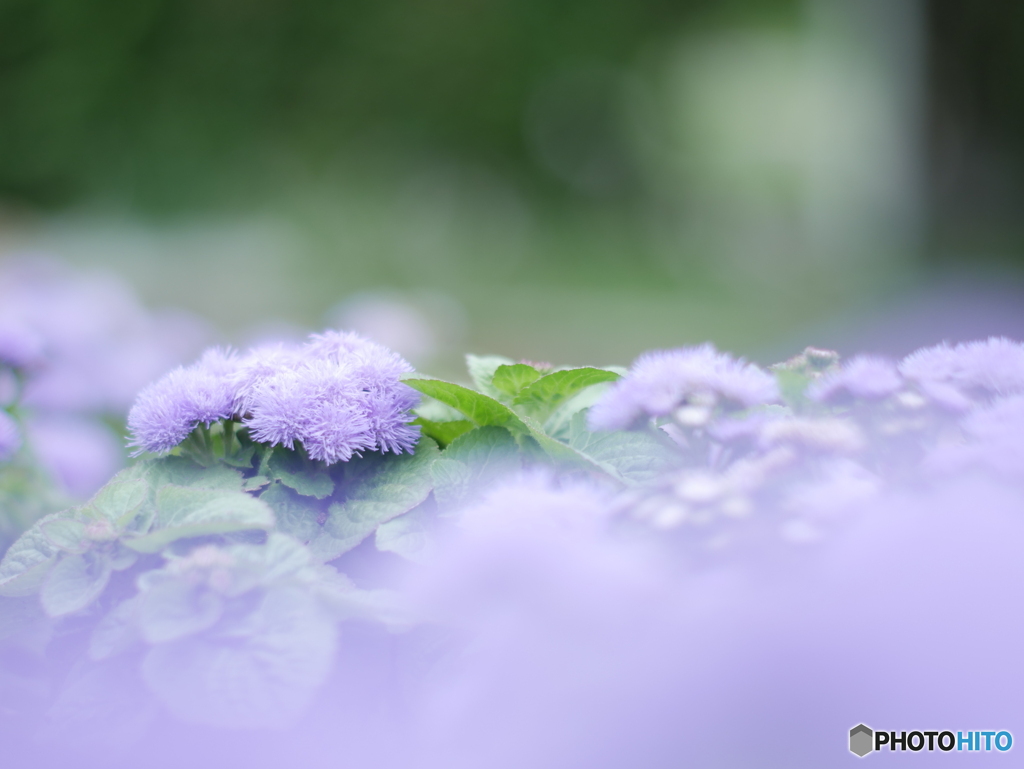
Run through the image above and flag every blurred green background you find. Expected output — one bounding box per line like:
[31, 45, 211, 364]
[1, 0, 1023, 374]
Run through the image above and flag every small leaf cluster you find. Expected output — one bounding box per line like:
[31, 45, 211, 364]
[408, 354, 681, 496]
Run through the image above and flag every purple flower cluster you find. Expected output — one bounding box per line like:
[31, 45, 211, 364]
[588, 344, 779, 430]
[0, 258, 210, 495]
[900, 337, 1024, 410]
[128, 330, 421, 463]
[807, 355, 902, 402]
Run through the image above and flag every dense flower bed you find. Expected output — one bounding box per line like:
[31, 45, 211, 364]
[1, 306, 1022, 766]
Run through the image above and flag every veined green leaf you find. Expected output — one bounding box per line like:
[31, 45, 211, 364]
[146, 457, 245, 493]
[430, 458, 472, 510]
[258, 482, 322, 545]
[465, 354, 514, 399]
[267, 447, 334, 499]
[543, 379, 617, 438]
[310, 439, 438, 562]
[41, 518, 89, 553]
[402, 377, 530, 435]
[491, 363, 542, 400]
[568, 412, 682, 484]
[431, 427, 522, 510]
[375, 501, 433, 562]
[415, 397, 465, 423]
[412, 416, 474, 448]
[513, 367, 621, 422]
[0, 519, 60, 597]
[85, 478, 149, 525]
[444, 426, 521, 484]
[40, 552, 113, 617]
[123, 487, 274, 554]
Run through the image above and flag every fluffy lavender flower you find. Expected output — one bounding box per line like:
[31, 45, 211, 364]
[900, 337, 1024, 408]
[247, 360, 375, 463]
[807, 355, 902, 402]
[127, 348, 241, 455]
[357, 385, 422, 454]
[230, 343, 304, 415]
[588, 344, 778, 430]
[245, 339, 421, 463]
[304, 330, 420, 454]
[301, 396, 374, 464]
[303, 330, 378, 362]
[0, 410, 20, 460]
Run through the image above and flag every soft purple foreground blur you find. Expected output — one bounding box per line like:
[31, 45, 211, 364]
[13, 420, 1024, 767]
[0, 258, 208, 495]
[3, 266, 1023, 767]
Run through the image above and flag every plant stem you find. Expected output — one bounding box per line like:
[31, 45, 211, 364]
[223, 420, 235, 458]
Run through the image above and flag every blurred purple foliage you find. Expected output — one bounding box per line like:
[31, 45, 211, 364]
[0, 257, 209, 496]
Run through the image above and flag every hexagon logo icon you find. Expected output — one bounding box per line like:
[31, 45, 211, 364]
[850, 724, 874, 757]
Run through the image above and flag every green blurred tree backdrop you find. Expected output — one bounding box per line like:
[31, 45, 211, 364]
[0, 0, 794, 210]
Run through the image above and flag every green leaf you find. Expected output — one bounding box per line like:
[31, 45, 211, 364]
[444, 426, 521, 485]
[492, 363, 542, 399]
[430, 458, 472, 510]
[465, 354, 514, 399]
[412, 416, 474, 448]
[40, 552, 112, 617]
[415, 397, 465, 422]
[402, 377, 529, 435]
[513, 367, 621, 422]
[431, 427, 522, 510]
[41, 518, 89, 553]
[222, 442, 257, 469]
[141, 587, 336, 729]
[568, 412, 682, 484]
[375, 502, 433, 562]
[267, 447, 334, 499]
[86, 478, 149, 526]
[138, 580, 224, 644]
[258, 482, 322, 545]
[242, 474, 271, 492]
[0, 520, 60, 597]
[310, 439, 439, 561]
[123, 486, 274, 554]
[543, 379, 618, 438]
[147, 457, 245, 492]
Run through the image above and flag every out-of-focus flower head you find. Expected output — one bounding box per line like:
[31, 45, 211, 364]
[26, 415, 122, 497]
[0, 410, 21, 461]
[926, 394, 1024, 479]
[588, 344, 778, 431]
[127, 348, 240, 456]
[900, 337, 1024, 409]
[807, 355, 902, 402]
[0, 316, 45, 370]
[0, 257, 210, 415]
